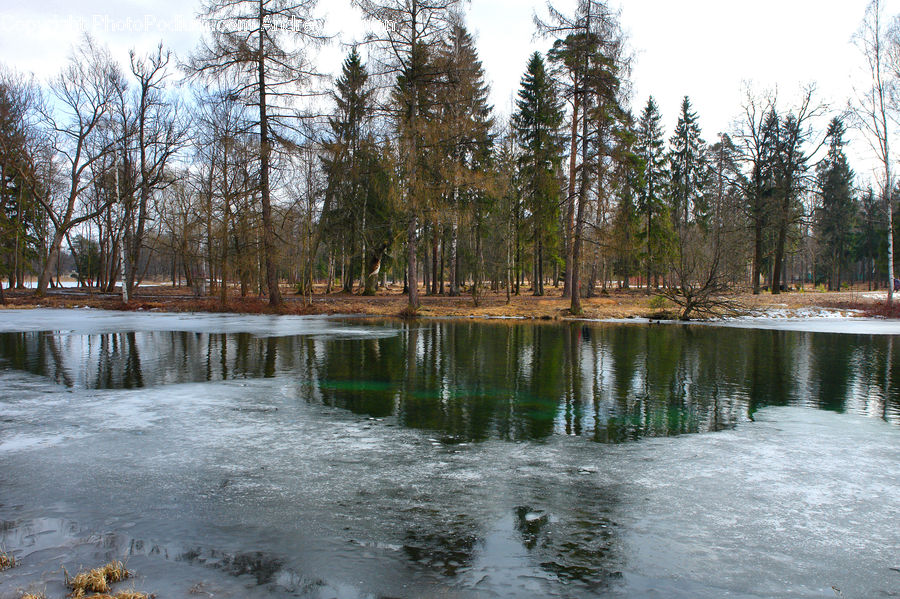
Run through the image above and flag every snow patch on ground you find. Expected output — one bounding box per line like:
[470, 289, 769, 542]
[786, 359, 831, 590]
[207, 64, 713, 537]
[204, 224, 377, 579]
[862, 291, 887, 300]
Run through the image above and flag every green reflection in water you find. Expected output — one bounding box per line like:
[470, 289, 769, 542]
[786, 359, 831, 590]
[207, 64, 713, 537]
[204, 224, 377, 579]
[1, 320, 898, 443]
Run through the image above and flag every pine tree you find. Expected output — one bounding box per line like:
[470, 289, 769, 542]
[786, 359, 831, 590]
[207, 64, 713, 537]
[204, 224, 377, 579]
[513, 52, 564, 296]
[816, 117, 856, 290]
[540, 0, 628, 306]
[635, 96, 671, 294]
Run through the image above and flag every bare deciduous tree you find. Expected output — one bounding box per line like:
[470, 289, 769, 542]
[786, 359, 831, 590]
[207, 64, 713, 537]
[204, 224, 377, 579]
[191, 0, 327, 306]
[28, 36, 120, 296]
[853, 0, 895, 304]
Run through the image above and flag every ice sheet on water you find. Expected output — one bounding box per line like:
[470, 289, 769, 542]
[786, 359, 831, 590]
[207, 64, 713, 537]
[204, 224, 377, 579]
[705, 315, 900, 334]
[0, 308, 400, 338]
[0, 357, 898, 598]
[600, 314, 900, 335]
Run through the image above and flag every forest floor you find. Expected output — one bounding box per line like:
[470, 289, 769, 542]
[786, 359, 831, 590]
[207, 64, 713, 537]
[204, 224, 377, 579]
[0, 280, 892, 320]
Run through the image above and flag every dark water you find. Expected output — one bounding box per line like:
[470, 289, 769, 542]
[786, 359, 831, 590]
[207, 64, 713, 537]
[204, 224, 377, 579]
[0, 312, 898, 598]
[1, 321, 897, 440]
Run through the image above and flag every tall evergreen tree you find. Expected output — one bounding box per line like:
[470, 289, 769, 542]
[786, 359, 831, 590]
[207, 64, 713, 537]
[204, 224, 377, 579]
[323, 48, 373, 292]
[709, 132, 747, 283]
[816, 117, 856, 290]
[610, 112, 642, 288]
[738, 94, 778, 294]
[438, 21, 494, 297]
[768, 94, 817, 295]
[513, 52, 564, 296]
[668, 96, 708, 229]
[635, 96, 670, 294]
[0, 72, 40, 294]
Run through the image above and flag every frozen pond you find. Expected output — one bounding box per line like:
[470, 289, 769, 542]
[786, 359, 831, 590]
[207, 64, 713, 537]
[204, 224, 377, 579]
[0, 309, 898, 598]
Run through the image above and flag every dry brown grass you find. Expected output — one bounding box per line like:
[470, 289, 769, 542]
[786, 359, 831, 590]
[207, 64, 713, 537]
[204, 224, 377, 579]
[65, 562, 131, 598]
[0, 550, 16, 570]
[2, 283, 889, 321]
[20, 593, 46, 599]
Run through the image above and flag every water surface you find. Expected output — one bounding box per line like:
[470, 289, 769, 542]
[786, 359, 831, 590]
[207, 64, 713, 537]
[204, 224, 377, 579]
[0, 310, 897, 598]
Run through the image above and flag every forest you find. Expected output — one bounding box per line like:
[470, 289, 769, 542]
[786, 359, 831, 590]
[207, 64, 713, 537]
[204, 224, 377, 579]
[1, 0, 899, 318]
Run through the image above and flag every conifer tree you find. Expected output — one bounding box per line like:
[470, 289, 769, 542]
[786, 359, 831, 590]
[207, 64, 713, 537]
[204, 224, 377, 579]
[635, 96, 670, 294]
[610, 112, 642, 288]
[322, 48, 373, 292]
[438, 21, 494, 297]
[513, 52, 564, 296]
[354, 0, 464, 310]
[540, 0, 627, 305]
[816, 117, 856, 290]
[668, 96, 707, 229]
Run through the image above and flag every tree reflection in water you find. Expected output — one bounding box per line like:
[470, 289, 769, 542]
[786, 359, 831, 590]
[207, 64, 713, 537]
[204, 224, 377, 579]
[1, 321, 898, 441]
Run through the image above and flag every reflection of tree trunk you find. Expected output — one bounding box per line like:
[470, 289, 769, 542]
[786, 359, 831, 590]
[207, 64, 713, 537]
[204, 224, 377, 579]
[564, 324, 583, 436]
[405, 323, 418, 393]
[265, 336, 277, 378]
[44, 333, 73, 388]
[884, 335, 892, 421]
[125, 331, 144, 388]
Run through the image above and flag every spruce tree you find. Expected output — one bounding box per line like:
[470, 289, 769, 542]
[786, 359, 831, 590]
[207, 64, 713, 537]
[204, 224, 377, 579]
[668, 96, 708, 229]
[324, 48, 372, 292]
[513, 52, 564, 296]
[636, 96, 670, 294]
[321, 48, 396, 296]
[816, 117, 856, 290]
[610, 112, 642, 289]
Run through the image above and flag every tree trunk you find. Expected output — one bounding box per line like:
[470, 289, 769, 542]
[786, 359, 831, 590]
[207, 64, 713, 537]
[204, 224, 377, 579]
[449, 189, 459, 296]
[407, 215, 418, 308]
[431, 220, 439, 295]
[888, 185, 895, 305]
[752, 219, 763, 294]
[563, 86, 580, 299]
[771, 222, 786, 295]
[258, 2, 281, 306]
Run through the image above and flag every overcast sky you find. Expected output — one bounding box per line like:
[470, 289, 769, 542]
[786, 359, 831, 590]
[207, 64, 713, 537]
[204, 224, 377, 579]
[2, 0, 900, 180]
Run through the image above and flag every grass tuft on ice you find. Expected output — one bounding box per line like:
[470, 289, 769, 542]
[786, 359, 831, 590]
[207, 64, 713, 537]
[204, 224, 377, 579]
[65, 561, 138, 598]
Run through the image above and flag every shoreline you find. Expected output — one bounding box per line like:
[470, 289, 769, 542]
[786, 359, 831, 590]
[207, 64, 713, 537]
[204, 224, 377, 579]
[0, 285, 889, 323]
[2, 301, 899, 337]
